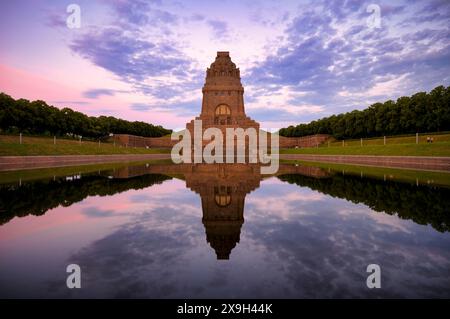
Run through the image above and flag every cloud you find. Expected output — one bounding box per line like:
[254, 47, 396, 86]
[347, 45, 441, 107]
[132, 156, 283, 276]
[71, 28, 191, 82]
[45, 11, 66, 28]
[244, 0, 450, 121]
[107, 0, 177, 28]
[83, 88, 117, 99]
[189, 13, 205, 21]
[129, 99, 201, 116]
[130, 103, 151, 112]
[207, 19, 230, 39]
[51, 0, 450, 127]
[50, 100, 89, 105]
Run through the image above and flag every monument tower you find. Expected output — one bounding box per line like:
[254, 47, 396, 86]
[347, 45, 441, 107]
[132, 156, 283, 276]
[113, 51, 329, 149]
[186, 52, 259, 140]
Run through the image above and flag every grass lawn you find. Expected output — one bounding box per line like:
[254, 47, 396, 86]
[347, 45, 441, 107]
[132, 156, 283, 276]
[0, 135, 171, 156]
[327, 132, 450, 146]
[280, 142, 450, 156]
[1, 133, 450, 157]
[281, 133, 450, 157]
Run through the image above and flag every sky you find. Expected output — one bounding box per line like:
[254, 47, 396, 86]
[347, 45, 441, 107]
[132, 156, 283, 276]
[0, 0, 449, 130]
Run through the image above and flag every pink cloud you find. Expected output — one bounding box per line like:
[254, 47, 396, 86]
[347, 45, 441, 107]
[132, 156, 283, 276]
[0, 64, 81, 102]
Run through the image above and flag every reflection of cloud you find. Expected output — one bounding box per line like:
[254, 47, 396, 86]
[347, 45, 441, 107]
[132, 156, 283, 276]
[67, 222, 194, 298]
[81, 207, 115, 218]
[40, 170, 450, 298]
[243, 179, 450, 298]
[246, 178, 328, 220]
[46, 195, 204, 297]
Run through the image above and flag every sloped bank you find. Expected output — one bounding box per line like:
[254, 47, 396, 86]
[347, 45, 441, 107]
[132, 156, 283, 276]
[1, 154, 449, 172]
[0, 154, 171, 171]
[280, 154, 450, 172]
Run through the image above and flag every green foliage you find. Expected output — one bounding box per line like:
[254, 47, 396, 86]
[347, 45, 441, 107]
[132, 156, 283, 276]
[279, 85, 450, 138]
[0, 93, 172, 138]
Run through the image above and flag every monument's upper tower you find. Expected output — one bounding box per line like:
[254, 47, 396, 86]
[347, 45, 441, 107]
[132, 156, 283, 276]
[201, 51, 244, 121]
[188, 51, 258, 130]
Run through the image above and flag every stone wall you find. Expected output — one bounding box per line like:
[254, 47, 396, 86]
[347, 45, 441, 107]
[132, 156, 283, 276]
[112, 133, 331, 149]
[111, 134, 177, 148]
[278, 134, 330, 148]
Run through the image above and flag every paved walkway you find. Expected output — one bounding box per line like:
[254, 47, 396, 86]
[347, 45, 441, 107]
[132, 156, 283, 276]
[0, 154, 171, 171]
[0, 154, 449, 172]
[280, 154, 450, 172]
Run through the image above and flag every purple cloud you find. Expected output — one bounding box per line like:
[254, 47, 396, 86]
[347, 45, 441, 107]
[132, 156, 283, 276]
[207, 20, 229, 39]
[245, 0, 450, 121]
[70, 27, 193, 90]
[83, 88, 117, 99]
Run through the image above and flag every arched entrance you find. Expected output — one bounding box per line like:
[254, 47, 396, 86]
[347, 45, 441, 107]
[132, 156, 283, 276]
[214, 104, 231, 125]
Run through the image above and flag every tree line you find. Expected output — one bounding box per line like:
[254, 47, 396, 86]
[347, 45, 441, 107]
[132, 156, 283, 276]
[279, 85, 450, 139]
[0, 93, 172, 138]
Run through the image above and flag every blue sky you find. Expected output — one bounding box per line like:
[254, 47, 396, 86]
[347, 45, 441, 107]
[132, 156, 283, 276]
[0, 0, 449, 130]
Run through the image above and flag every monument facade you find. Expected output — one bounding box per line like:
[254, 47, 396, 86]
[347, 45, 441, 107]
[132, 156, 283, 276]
[186, 51, 259, 143]
[112, 52, 329, 149]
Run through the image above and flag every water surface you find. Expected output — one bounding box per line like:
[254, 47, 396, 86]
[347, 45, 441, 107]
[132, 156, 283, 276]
[0, 162, 449, 298]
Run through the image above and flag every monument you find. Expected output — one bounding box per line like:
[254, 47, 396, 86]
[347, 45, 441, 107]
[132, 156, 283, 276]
[112, 52, 329, 149]
[186, 51, 259, 142]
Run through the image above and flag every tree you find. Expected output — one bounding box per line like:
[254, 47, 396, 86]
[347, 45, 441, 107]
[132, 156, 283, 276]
[0, 93, 172, 138]
[279, 85, 450, 138]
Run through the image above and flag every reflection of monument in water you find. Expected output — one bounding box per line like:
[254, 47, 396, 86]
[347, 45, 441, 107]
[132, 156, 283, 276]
[185, 164, 261, 259]
[114, 163, 329, 260]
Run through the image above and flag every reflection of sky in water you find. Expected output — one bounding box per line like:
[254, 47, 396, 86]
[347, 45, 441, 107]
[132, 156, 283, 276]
[0, 176, 449, 298]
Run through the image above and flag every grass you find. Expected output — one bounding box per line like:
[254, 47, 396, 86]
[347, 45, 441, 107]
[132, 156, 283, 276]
[1, 133, 450, 157]
[280, 142, 450, 156]
[0, 159, 174, 184]
[281, 159, 450, 187]
[281, 133, 450, 157]
[0, 135, 171, 156]
[328, 132, 450, 146]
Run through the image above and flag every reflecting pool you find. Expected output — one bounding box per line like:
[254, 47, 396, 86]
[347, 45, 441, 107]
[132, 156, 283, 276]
[0, 162, 449, 298]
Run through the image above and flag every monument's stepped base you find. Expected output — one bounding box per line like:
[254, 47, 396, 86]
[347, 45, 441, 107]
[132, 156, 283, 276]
[278, 134, 330, 148]
[111, 134, 177, 148]
[111, 132, 330, 149]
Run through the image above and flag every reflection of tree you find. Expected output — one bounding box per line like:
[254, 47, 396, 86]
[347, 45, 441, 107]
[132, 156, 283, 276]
[278, 173, 450, 232]
[0, 173, 172, 225]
